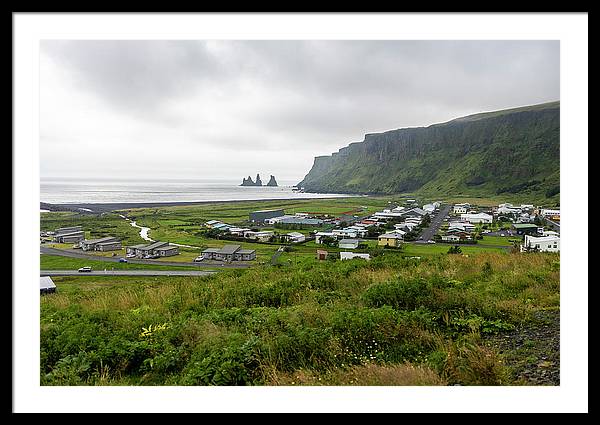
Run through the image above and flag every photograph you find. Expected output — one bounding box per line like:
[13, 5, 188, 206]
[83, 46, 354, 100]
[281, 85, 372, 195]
[13, 13, 588, 413]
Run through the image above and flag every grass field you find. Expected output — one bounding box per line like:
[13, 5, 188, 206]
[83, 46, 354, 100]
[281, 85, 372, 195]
[40, 252, 560, 386]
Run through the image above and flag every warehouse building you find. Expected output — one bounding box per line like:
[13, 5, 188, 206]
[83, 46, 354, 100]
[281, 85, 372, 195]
[249, 209, 285, 223]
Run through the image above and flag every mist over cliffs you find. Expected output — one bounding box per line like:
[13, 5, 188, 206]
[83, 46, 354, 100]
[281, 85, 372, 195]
[298, 101, 559, 202]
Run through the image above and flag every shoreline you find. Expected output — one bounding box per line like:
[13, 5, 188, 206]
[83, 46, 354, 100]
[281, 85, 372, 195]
[40, 195, 363, 213]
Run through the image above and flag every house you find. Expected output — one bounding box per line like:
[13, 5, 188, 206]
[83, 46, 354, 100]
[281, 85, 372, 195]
[315, 231, 335, 244]
[441, 234, 461, 242]
[212, 223, 233, 231]
[512, 223, 543, 236]
[316, 249, 329, 260]
[460, 212, 493, 224]
[205, 220, 222, 228]
[40, 276, 56, 295]
[80, 236, 120, 251]
[521, 235, 560, 252]
[453, 204, 470, 214]
[378, 232, 403, 247]
[201, 244, 256, 261]
[543, 230, 560, 237]
[227, 227, 251, 236]
[243, 230, 274, 242]
[346, 226, 368, 237]
[340, 252, 370, 261]
[497, 206, 522, 215]
[332, 228, 358, 239]
[402, 208, 428, 218]
[127, 241, 179, 257]
[154, 244, 179, 257]
[284, 232, 306, 243]
[540, 209, 560, 221]
[445, 229, 472, 239]
[338, 239, 362, 249]
[422, 204, 436, 213]
[53, 227, 85, 243]
[249, 209, 285, 223]
[448, 221, 476, 232]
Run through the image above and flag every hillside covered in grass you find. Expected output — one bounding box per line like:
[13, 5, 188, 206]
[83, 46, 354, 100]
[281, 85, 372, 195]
[41, 252, 559, 386]
[298, 102, 559, 205]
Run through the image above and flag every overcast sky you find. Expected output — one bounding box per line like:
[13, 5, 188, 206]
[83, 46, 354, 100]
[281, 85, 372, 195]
[40, 40, 559, 183]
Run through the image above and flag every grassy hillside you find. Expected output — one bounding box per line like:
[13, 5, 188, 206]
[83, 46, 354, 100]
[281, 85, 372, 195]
[299, 102, 560, 205]
[41, 252, 559, 386]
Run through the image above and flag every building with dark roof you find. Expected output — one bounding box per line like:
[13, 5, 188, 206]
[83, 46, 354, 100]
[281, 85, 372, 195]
[202, 244, 256, 261]
[249, 209, 285, 223]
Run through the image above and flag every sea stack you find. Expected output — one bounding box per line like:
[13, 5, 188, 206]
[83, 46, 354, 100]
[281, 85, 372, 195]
[240, 176, 256, 186]
[255, 174, 263, 186]
[266, 175, 278, 186]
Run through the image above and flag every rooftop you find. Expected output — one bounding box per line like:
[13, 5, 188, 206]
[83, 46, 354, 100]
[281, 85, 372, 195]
[219, 245, 242, 255]
[40, 276, 56, 291]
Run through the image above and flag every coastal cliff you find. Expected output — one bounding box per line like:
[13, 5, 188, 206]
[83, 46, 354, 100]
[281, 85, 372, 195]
[297, 101, 560, 202]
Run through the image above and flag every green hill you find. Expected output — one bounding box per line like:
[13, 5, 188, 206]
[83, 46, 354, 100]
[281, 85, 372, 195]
[298, 101, 560, 204]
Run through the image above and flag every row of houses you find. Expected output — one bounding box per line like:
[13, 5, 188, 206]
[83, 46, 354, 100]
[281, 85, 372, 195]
[46, 226, 124, 252]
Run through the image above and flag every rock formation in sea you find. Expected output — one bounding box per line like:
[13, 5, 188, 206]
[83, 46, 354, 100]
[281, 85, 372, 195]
[266, 175, 278, 186]
[255, 174, 263, 186]
[240, 176, 256, 186]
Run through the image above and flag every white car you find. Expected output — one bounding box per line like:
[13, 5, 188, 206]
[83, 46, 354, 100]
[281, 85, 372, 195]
[194, 255, 205, 262]
[426, 240, 436, 244]
[78, 266, 92, 272]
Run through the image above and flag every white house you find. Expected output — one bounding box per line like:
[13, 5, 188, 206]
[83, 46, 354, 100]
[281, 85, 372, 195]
[497, 206, 522, 215]
[346, 226, 368, 237]
[441, 234, 461, 242]
[243, 230, 274, 242]
[521, 235, 560, 252]
[540, 209, 560, 220]
[542, 230, 560, 237]
[332, 228, 358, 239]
[448, 221, 476, 232]
[422, 204, 436, 213]
[460, 212, 493, 224]
[340, 252, 370, 261]
[338, 239, 362, 249]
[315, 231, 335, 244]
[285, 232, 306, 243]
[453, 203, 470, 214]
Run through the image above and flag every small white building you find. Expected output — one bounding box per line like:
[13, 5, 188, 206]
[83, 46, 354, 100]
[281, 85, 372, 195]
[540, 209, 560, 220]
[448, 221, 476, 232]
[453, 204, 470, 214]
[441, 234, 461, 242]
[332, 228, 358, 239]
[340, 252, 370, 261]
[243, 230, 274, 242]
[338, 239, 362, 249]
[460, 212, 493, 224]
[315, 231, 335, 244]
[285, 232, 306, 243]
[521, 235, 560, 252]
[40, 276, 56, 295]
[422, 204, 436, 213]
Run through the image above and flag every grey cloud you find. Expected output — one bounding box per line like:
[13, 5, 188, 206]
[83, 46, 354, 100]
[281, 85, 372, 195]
[40, 40, 559, 180]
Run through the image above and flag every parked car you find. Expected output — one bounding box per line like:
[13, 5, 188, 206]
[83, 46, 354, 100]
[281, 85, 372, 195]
[78, 266, 92, 272]
[118, 258, 128, 263]
[194, 255, 205, 262]
[126, 253, 135, 258]
[426, 240, 436, 244]
[72, 244, 81, 249]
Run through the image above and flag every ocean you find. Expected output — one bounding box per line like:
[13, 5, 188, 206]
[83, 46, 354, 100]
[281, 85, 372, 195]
[40, 178, 354, 204]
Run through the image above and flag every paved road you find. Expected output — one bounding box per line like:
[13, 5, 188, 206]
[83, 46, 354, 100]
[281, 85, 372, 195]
[40, 246, 251, 269]
[41, 270, 217, 277]
[415, 204, 452, 243]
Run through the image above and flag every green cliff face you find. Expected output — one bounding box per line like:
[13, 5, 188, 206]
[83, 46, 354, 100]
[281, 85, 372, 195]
[298, 102, 559, 203]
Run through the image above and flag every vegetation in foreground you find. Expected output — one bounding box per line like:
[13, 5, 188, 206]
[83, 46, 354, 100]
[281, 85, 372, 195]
[40, 252, 559, 386]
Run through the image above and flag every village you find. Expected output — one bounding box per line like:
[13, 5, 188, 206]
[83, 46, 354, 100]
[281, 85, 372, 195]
[40, 198, 560, 277]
